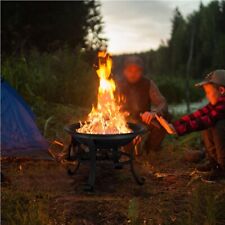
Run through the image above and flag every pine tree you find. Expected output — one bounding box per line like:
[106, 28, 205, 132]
[1, 1, 106, 55]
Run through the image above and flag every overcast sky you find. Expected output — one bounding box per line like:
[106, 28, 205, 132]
[100, 0, 212, 54]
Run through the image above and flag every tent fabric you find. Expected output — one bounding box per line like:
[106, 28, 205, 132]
[1, 80, 48, 157]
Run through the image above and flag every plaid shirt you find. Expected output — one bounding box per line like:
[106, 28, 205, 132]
[173, 96, 225, 136]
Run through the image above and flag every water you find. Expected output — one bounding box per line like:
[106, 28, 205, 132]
[169, 98, 208, 114]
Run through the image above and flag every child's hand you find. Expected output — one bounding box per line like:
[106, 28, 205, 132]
[155, 115, 177, 134]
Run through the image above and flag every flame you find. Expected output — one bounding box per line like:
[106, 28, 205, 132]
[77, 51, 131, 134]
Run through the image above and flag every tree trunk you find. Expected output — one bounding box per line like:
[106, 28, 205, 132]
[186, 26, 195, 113]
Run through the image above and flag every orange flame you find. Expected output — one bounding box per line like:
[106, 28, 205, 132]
[77, 51, 131, 134]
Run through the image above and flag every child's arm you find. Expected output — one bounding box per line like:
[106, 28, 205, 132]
[156, 99, 225, 136]
[155, 106, 211, 135]
[177, 104, 211, 123]
[172, 101, 225, 136]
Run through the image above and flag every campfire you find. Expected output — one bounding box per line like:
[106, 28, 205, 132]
[64, 51, 147, 191]
[77, 51, 131, 134]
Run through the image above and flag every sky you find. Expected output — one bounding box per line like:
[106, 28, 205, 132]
[100, 0, 212, 54]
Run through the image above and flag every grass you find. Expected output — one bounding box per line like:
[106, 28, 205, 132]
[128, 198, 139, 225]
[2, 182, 224, 225]
[1, 191, 50, 225]
[180, 184, 225, 225]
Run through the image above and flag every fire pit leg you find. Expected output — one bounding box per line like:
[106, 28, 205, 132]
[67, 140, 81, 176]
[113, 148, 123, 169]
[129, 145, 145, 185]
[84, 141, 96, 192]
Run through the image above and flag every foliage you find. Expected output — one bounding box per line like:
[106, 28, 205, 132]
[2, 48, 98, 106]
[2, 49, 97, 138]
[152, 75, 204, 104]
[1, 0, 106, 54]
[155, 0, 225, 77]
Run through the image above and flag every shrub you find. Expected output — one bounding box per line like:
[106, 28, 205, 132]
[152, 75, 204, 104]
[2, 49, 98, 138]
[2, 48, 98, 108]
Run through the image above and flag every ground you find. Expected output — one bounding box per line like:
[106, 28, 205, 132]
[2, 139, 225, 225]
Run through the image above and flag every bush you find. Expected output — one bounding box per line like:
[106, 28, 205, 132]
[2, 49, 98, 139]
[2, 48, 98, 107]
[152, 75, 204, 104]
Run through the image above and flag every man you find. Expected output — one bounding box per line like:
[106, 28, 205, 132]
[116, 56, 168, 152]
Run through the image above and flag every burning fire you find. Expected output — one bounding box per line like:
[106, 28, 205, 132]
[77, 51, 131, 134]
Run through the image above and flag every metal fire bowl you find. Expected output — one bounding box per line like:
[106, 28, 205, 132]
[64, 122, 147, 148]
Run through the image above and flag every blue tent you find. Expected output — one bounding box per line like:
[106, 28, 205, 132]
[1, 80, 49, 157]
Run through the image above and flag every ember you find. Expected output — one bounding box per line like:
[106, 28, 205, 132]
[77, 51, 131, 134]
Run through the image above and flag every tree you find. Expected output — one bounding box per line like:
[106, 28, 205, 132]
[1, 1, 106, 55]
[168, 8, 187, 75]
[85, 0, 107, 51]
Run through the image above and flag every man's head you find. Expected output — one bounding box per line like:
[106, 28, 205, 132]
[196, 70, 225, 105]
[123, 56, 144, 83]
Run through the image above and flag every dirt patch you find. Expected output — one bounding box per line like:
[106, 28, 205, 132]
[2, 147, 225, 225]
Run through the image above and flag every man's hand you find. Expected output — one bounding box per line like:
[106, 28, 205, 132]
[140, 111, 156, 125]
[133, 135, 142, 145]
[155, 115, 177, 134]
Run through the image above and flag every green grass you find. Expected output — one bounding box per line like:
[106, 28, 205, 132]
[180, 184, 225, 225]
[128, 198, 139, 225]
[1, 191, 50, 225]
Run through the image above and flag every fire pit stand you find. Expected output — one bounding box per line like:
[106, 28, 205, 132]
[64, 123, 147, 192]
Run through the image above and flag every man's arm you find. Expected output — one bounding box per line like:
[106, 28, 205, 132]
[149, 80, 168, 115]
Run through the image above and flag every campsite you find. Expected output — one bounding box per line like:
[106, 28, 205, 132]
[1, 1, 225, 225]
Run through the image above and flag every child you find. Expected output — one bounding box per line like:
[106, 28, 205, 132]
[156, 70, 225, 181]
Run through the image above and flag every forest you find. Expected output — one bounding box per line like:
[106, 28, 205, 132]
[2, 1, 225, 104]
[135, 1, 225, 78]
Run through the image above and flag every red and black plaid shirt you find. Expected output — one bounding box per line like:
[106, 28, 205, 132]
[173, 96, 225, 136]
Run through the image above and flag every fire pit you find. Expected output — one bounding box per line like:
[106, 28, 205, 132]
[64, 51, 147, 191]
[64, 122, 147, 191]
